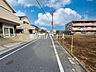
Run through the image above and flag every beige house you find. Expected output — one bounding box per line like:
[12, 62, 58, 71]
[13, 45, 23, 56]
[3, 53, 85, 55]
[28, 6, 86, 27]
[65, 20, 96, 35]
[0, 0, 20, 37]
[16, 16, 38, 34]
[30, 25, 39, 34]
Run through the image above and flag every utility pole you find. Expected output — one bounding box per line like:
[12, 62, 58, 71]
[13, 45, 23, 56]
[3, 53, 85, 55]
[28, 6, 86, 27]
[71, 35, 74, 54]
[50, 9, 54, 33]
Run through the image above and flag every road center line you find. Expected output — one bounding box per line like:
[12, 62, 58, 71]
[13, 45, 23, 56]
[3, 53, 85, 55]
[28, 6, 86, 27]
[0, 39, 39, 61]
[50, 36, 64, 72]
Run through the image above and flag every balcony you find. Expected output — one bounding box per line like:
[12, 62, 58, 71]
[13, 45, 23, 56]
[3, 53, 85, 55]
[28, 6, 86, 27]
[72, 23, 96, 26]
[83, 27, 96, 31]
[72, 27, 96, 31]
[72, 27, 83, 31]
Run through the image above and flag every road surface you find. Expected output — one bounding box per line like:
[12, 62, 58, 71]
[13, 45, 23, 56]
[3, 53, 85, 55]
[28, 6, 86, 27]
[0, 35, 85, 72]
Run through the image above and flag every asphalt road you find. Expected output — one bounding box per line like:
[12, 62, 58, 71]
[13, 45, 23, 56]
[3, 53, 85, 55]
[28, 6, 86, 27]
[0, 36, 60, 72]
[0, 35, 86, 72]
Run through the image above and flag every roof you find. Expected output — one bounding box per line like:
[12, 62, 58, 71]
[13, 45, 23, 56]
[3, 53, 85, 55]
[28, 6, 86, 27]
[0, 18, 20, 26]
[31, 25, 39, 29]
[18, 16, 27, 18]
[18, 16, 31, 24]
[4, 0, 16, 13]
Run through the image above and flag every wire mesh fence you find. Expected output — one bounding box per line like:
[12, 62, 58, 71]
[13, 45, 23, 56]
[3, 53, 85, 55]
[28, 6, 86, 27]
[54, 34, 96, 72]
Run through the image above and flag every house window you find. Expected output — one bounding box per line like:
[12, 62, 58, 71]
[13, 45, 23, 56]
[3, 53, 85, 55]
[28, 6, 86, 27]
[23, 21, 26, 24]
[10, 28, 14, 36]
[4, 28, 9, 36]
[29, 30, 33, 34]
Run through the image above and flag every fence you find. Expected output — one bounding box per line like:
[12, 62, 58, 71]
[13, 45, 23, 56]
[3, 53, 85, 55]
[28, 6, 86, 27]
[54, 34, 96, 72]
[10, 33, 38, 42]
[29, 34, 39, 39]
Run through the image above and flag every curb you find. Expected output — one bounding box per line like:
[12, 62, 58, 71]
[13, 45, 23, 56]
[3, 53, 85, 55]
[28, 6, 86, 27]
[0, 42, 23, 53]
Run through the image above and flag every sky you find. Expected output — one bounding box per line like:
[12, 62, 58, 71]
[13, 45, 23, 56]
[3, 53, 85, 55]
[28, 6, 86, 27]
[7, 0, 96, 31]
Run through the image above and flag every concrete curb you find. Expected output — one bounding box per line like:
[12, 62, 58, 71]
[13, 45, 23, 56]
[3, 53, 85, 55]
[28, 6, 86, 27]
[0, 38, 38, 57]
[53, 38, 90, 72]
[0, 42, 27, 56]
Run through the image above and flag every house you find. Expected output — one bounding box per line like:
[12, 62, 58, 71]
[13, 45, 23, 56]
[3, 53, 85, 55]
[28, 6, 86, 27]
[0, 0, 20, 37]
[65, 20, 96, 35]
[16, 16, 37, 34]
[50, 29, 56, 34]
[31, 25, 39, 34]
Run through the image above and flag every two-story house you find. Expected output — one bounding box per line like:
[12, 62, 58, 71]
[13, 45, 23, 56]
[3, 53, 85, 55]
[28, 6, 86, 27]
[0, 0, 20, 37]
[16, 16, 38, 34]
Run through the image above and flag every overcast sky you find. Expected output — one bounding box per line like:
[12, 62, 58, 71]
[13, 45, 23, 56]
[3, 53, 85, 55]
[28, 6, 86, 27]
[7, 0, 96, 30]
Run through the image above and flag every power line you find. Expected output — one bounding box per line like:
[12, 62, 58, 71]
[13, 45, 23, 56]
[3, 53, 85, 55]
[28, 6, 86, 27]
[35, 0, 54, 31]
[35, 0, 49, 18]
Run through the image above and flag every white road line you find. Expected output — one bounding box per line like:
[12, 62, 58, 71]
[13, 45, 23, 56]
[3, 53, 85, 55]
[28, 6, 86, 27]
[50, 36, 64, 72]
[55, 40, 77, 72]
[0, 39, 38, 61]
[72, 68, 75, 72]
[68, 57, 75, 64]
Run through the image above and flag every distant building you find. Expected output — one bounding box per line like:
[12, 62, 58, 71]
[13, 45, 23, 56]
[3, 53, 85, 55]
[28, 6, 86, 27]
[50, 29, 56, 34]
[31, 25, 39, 34]
[56, 30, 64, 34]
[65, 20, 96, 35]
[0, 0, 20, 37]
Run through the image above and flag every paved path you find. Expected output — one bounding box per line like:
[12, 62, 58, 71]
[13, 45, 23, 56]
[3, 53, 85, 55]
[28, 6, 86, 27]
[0, 36, 60, 72]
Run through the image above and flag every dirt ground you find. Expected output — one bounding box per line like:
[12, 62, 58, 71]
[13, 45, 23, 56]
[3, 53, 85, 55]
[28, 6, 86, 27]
[55, 35, 96, 72]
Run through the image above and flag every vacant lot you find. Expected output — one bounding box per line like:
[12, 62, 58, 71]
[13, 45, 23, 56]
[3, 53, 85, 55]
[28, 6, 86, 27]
[55, 35, 96, 72]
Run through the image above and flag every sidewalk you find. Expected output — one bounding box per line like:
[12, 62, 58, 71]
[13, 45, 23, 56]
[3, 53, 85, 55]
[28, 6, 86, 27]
[0, 38, 37, 55]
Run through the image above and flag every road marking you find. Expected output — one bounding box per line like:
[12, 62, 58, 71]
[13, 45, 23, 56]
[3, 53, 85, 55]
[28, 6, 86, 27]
[68, 57, 75, 64]
[50, 36, 64, 72]
[0, 39, 39, 61]
[72, 68, 75, 72]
